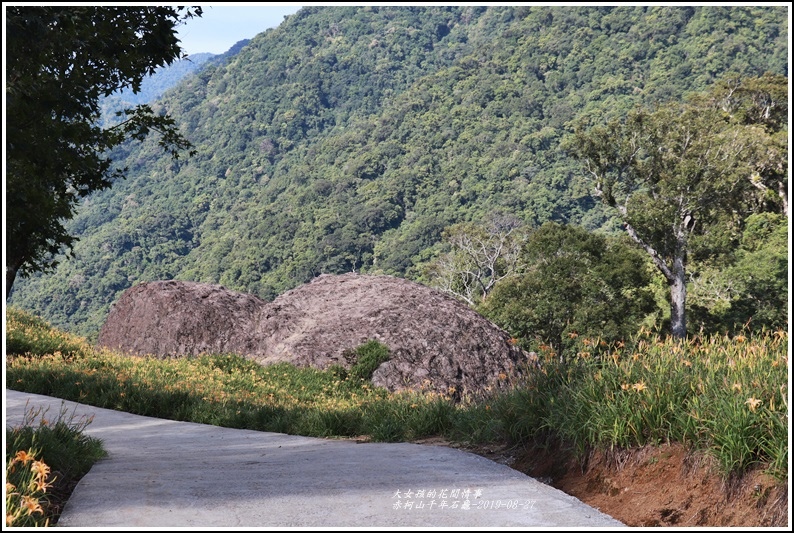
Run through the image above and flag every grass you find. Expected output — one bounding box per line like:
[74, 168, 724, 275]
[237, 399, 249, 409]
[5, 307, 789, 525]
[536, 329, 789, 480]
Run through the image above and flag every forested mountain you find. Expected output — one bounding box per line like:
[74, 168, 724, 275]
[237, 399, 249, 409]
[99, 41, 251, 126]
[9, 6, 788, 339]
[99, 52, 216, 122]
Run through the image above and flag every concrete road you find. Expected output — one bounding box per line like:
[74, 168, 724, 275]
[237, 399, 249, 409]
[5, 390, 624, 528]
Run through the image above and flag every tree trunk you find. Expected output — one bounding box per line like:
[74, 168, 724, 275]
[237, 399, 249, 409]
[6, 265, 18, 300]
[669, 252, 687, 339]
[620, 219, 689, 338]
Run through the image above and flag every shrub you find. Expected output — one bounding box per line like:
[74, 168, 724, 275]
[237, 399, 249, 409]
[480, 222, 657, 361]
[348, 340, 391, 382]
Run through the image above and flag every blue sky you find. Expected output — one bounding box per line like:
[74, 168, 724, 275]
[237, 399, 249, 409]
[177, 4, 303, 55]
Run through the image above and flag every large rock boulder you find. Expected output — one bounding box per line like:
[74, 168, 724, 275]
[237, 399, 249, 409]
[253, 273, 527, 397]
[97, 274, 529, 397]
[97, 280, 266, 357]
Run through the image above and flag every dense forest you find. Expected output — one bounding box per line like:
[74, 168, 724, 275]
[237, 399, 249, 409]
[97, 52, 216, 126]
[98, 40, 252, 119]
[8, 6, 788, 345]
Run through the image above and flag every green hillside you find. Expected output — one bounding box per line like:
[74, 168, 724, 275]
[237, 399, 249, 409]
[98, 52, 216, 126]
[100, 40, 251, 115]
[8, 6, 788, 339]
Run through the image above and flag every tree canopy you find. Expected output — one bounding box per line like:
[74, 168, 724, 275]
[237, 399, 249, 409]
[479, 222, 656, 359]
[5, 6, 201, 297]
[565, 73, 788, 338]
[426, 214, 528, 306]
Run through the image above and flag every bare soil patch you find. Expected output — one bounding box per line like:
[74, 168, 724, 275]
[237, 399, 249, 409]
[450, 440, 788, 527]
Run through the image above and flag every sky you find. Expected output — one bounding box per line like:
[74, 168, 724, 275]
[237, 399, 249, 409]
[176, 4, 304, 55]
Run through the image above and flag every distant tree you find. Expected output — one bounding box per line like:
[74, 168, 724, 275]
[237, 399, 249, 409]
[688, 212, 788, 333]
[5, 6, 201, 298]
[565, 74, 787, 339]
[703, 74, 789, 217]
[427, 214, 528, 306]
[480, 222, 656, 360]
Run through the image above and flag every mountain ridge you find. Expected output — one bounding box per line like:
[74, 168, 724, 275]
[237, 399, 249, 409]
[8, 5, 788, 339]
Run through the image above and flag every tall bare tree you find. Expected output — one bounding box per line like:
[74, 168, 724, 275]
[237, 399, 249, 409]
[428, 214, 528, 306]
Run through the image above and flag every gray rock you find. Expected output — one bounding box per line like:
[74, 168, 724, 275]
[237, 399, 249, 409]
[97, 274, 530, 398]
[97, 279, 265, 358]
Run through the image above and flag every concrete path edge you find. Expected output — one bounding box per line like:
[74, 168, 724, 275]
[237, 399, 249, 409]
[5, 390, 625, 528]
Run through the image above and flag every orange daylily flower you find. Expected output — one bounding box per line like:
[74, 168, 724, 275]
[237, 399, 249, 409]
[745, 397, 762, 412]
[14, 450, 34, 464]
[21, 495, 43, 516]
[31, 460, 50, 477]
